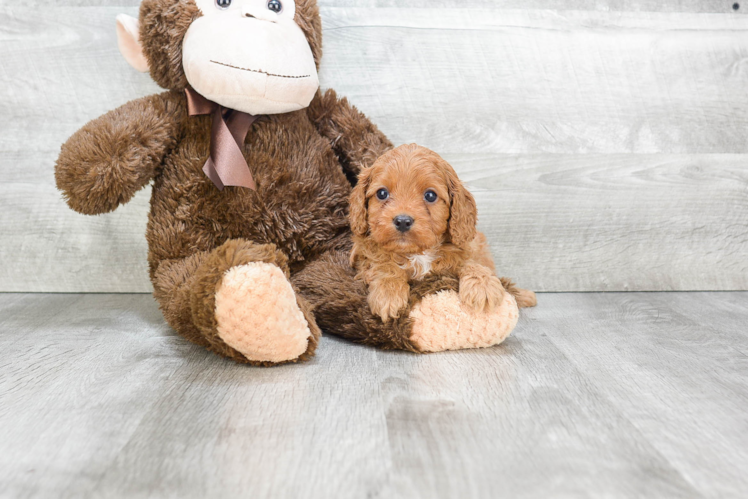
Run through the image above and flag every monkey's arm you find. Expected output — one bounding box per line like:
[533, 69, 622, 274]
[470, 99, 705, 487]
[55, 91, 186, 215]
[307, 89, 393, 181]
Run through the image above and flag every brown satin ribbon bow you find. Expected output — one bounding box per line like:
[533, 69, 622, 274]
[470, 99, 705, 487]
[185, 88, 259, 191]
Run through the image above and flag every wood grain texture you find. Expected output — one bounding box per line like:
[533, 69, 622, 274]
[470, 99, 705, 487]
[317, 0, 747, 12]
[1, 5, 747, 292]
[1, 292, 746, 497]
[8, 1, 746, 12]
[321, 8, 748, 155]
[465, 154, 748, 291]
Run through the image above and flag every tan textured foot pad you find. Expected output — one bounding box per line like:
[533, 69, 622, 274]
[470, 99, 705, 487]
[215, 263, 311, 363]
[409, 290, 519, 353]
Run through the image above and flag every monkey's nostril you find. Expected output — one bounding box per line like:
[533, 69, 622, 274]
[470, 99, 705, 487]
[393, 215, 414, 233]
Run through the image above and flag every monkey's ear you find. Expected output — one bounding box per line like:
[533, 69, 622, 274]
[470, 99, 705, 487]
[349, 167, 373, 237]
[116, 14, 150, 73]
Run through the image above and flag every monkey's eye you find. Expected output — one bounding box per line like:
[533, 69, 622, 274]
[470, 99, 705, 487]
[267, 0, 283, 13]
[215, 0, 231, 8]
[424, 190, 438, 203]
[376, 188, 389, 201]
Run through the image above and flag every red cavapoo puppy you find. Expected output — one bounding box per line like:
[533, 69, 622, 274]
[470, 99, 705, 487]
[350, 144, 536, 322]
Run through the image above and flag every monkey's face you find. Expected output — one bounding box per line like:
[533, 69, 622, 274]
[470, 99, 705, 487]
[183, 0, 320, 114]
[117, 0, 321, 115]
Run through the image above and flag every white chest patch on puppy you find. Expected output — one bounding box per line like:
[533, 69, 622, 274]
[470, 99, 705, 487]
[403, 250, 437, 280]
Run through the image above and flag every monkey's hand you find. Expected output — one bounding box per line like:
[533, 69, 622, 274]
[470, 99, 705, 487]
[55, 91, 185, 215]
[459, 262, 506, 313]
[367, 277, 410, 322]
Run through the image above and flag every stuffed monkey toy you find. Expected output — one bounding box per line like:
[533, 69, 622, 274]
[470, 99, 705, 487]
[55, 0, 527, 365]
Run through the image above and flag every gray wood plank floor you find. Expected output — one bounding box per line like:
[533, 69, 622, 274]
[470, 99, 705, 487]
[1, 292, 746, 498]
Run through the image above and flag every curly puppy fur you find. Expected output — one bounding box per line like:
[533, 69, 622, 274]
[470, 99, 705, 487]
[55, 0, 534, 363]
[350, 144, 536, 321]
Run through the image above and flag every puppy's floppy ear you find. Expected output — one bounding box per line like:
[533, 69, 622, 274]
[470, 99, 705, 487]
[349, 166, 374, 236]
[443, 161, 478, 247]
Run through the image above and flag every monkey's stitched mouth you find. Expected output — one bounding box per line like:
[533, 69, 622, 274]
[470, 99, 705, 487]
[210, 60, 311, 79]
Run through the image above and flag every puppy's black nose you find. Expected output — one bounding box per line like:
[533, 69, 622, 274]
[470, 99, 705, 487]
[393, 215, 414, 232]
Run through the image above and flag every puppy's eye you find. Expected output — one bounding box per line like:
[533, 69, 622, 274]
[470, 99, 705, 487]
[376, 188, 389, 201]
[267, 0, 283, 12]
[215, 0, 231, 9]
[424, 190, 438, 203]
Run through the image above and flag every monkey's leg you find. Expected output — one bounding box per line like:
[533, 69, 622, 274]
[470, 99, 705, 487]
[153, 239, 320, 365]
[292, 250, 519, 353]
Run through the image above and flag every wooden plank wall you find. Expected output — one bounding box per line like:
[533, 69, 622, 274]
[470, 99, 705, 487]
[0, 1, 746, 293]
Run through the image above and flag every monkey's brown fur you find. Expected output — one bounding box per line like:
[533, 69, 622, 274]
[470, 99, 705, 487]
[55, 0, 533, 364]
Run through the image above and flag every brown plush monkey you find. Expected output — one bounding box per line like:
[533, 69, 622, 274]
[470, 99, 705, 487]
[55, 0, 528, 365]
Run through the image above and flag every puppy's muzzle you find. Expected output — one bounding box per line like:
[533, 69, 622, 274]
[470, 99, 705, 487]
[393, 215, 414, 233]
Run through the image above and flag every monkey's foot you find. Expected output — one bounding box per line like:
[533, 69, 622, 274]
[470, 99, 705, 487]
[214, 263, 312, 363]
[408, 290, 519, 353]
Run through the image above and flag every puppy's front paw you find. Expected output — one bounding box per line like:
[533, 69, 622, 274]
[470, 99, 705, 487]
[368, 280, 410, 322]
[460, 272, 506, 313]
